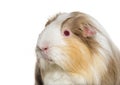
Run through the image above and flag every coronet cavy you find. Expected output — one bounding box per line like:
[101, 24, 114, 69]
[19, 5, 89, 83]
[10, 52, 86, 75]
[35, 12, 120, 85]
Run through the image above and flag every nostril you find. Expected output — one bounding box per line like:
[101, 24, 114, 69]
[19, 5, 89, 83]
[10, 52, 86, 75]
[43, 47, 48, 51]
[40, 47, 48, 52]
[36, 46, 48, 52]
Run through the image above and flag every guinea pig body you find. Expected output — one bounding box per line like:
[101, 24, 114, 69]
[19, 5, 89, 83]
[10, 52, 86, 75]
[35, 12, 120, 85]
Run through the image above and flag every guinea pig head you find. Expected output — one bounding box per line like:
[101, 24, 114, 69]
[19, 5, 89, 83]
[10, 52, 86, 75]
[36, 12, 99, 75]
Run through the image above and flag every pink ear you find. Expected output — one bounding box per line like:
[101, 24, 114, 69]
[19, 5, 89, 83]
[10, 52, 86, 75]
[82, 25, 96, 37]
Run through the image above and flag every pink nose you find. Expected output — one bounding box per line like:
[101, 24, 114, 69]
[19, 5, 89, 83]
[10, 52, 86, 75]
[41, 47, 48, 51]
[39, 46, 48, 52]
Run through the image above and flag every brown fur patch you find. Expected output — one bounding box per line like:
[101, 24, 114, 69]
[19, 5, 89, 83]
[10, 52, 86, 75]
[61, 12, 100, 53]
[62, 37, 92, 73]
[35, 61, 43, 85]
[45, 13, 60, 26]
[101, 58, 117, 85]
[61, 37, 103, 84]
[61, 12, 120, 84]
[61, 12, 108, 84]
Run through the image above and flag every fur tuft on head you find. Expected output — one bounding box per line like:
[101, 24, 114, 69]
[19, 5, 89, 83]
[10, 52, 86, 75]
[35, 11, 120, 85]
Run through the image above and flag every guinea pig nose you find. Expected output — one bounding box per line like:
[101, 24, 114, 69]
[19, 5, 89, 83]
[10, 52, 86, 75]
[40, 46, 48, 52]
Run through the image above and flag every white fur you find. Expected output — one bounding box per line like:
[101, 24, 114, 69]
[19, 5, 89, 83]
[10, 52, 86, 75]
[37, 13, 71, 49]
[37, 52, 74, 85]
[43, 68, 73, 85]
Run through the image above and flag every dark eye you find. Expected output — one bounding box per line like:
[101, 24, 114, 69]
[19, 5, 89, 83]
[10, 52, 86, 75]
[64, 30, 70, 36]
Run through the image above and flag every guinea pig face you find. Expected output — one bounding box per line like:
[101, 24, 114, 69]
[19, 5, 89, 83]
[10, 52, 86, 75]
[37, 12, 98, 73]
[36, 13, 71, 63]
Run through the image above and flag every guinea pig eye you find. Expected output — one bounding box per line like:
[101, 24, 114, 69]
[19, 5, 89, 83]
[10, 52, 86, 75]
[63, 30, 70, 36]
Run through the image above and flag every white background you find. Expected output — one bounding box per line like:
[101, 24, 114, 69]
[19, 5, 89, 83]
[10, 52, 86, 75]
[0, 0, 120, 85]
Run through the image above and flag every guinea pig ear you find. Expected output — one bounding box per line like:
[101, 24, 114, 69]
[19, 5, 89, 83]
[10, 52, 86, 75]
[80, 23, 96, 37]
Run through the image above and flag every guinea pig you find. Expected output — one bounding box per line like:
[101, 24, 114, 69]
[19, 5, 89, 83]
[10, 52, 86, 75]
[35, 12, 120, 85]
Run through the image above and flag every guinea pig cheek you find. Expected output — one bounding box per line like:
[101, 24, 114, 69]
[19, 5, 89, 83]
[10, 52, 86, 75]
[62, 37, 92, 74]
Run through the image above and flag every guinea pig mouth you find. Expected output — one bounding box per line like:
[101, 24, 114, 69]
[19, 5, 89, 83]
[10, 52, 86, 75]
[41, 52, 53, 62]
[36, 46, 53, 62]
